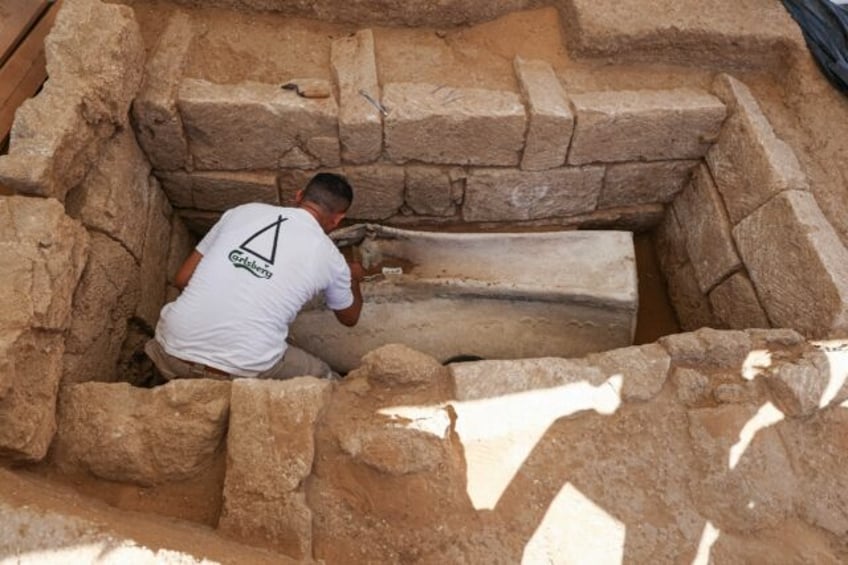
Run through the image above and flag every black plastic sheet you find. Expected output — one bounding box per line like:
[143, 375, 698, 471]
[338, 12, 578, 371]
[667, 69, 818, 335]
[782, 0, 848, 94]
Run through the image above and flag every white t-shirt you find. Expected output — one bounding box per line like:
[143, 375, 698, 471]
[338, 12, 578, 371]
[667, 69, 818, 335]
[156, 204, 353, 377]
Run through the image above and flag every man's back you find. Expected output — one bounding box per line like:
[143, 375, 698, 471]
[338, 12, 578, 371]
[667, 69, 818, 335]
[156, 203, 353, 377]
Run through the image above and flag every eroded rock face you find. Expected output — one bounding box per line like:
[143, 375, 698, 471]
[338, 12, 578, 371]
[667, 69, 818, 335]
[0, 0, 144, 199]
[52, 379, 230, 485]
[0, 197, 88, 461]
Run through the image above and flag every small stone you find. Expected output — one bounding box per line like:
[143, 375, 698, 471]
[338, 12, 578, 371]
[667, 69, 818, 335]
[764, 350, 830, 417]
[661, 328, 751, 369]
[586, 343, 671, 401]
[362, 344, 445, 387]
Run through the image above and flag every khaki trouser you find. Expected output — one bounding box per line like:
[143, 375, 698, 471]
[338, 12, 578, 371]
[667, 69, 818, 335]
[144, 339, 337, 381]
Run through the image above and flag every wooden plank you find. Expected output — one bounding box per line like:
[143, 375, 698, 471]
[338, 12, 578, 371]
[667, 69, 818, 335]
[0, 0, 49, 67]
[0, 0, 62, 107]
[0, 48, 46, 142]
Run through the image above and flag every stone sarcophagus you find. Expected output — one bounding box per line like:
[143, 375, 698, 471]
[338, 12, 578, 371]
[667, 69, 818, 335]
[290, 225, 638, 372]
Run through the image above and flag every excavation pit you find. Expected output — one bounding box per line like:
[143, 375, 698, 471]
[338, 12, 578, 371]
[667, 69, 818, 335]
[3, 0, 848, 562]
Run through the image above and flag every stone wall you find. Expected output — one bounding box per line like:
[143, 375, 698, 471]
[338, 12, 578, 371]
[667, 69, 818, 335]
[0, 0, 195, 461]
[135, 15, 726, 235]
[657, 74, 848, 339]
[41, 335, 848, 562]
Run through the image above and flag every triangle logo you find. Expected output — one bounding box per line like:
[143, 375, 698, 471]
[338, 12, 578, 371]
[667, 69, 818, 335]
[240, 216, 286, 264]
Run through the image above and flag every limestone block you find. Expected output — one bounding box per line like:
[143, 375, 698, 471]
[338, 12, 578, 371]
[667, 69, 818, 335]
[166, 216, 195, 286]
[663, 260, 718, 332]
[746, 328, 806, 349]
[451, 358, 606, 402]
[63, 234, 139, 385]
[135, 179, 173, 330]
[342, 165, 405, 220]
[0, 331, 64, 461]
[0, 197, 89, 332]
[65, 129, 152, 260]
[706, 74, 809, 224]
[463, 167, 602, 222]
[158, 170, 279, 211]
[586, 343, 670, 401]
[178, 209, 221, 235]
[383, 82, 526, 166]
[405, 166, 455, 216]
[179, 79, 339, 170]
[513, 57, 573, 171]
[672, 165, 740, 294]
[654, 206, 688, 274]
[600, 160, 697, 208]
[220, 377, 331, 558]
[764, 350, 831, 417]
[687, 404, 797, 532]
[568, 88, 725, 165]
[709, 272, 770, 330]
[133, 11, 194, 171]
[0, 0, 144, 199]
[52, 380, 230, 484]
[331, 29, 382, 164]
[361, 344, 445, 387]
[732, 190, 848, 337]
[660, 328, 751, 369]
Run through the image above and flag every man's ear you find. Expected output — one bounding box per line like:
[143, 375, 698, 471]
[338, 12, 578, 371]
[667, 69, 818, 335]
[294, 190, 304, 205]
[329, 212, 346, 230]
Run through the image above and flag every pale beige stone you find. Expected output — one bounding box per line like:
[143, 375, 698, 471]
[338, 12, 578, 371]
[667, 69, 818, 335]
[132, 11, 193, 171]
[0, 330, 64, 462]
[135, 179, 173, 330]
[587, 343, 670, 401]
[343, 165, 405, 220]
[0, 0, 144, 199]
[383, 82, 526, 166]
[158, 170, 278, 212]
[706, 74, 809, 224]
[709, 271, 770, 329]
[513, 57, 573, 171]
[63, 234, 139, 385]
[451, 358, 606, 402]
[405, 166, 455, 216]
[362, 344, 445, 387]
[0, 197, 89, 332]
[732, 190, 848, 337]
[331, 29, 382, 164]
[568, 88, 725, 165]
[220, 377, 331, 558]
[600, 160, 697, 208]
[660, 328, 751, 369]
[337, 418, 449, 475]
[687, 404, 797, 532]
[654, 206, 688, 274]
[672, 165, 741, 293]
[65, 129, 151, 260]
[52, 380, 230, 485]
[764, 350, 831, 417]
[179, 79, 339, 170]
[463, 167, 602, 222]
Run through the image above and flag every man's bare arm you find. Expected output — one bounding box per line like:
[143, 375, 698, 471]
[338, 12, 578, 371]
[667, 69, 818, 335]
[175, 250, 203, 290]
[333, 262, 364, 327]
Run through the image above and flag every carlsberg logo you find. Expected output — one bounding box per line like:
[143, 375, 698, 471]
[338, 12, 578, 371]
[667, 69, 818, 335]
[228, 250, 273, 279]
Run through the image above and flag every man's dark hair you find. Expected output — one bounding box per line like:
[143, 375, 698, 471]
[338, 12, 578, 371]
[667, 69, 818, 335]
[303, 173, 353, 214]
